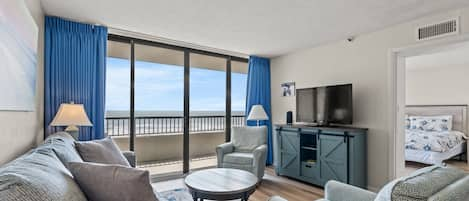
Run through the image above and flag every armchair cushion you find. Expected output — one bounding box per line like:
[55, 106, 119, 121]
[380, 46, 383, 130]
[231, 126, 267, 152]
[223, 152, 254, 164]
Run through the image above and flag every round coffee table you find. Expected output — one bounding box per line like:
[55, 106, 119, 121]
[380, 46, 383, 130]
[184, 168, 258, 201]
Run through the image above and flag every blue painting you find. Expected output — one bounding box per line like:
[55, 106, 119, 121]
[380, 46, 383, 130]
[0, 0, 38, 111]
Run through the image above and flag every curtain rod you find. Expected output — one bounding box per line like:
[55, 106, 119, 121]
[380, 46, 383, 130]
[108, 27, 249, 59]
[46, 15, 249, 59]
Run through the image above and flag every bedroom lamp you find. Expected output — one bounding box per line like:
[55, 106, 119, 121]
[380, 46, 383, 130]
[247, 105, 269, 126]
[50, 102, 93, 140]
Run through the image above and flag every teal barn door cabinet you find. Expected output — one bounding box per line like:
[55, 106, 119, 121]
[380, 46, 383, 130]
[274, 125, 367, 189]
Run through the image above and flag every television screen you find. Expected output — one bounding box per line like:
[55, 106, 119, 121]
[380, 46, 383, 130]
[296, 84, 352, 125]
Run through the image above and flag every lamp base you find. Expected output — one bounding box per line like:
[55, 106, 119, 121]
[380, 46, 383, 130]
[65, 125, 79, 140]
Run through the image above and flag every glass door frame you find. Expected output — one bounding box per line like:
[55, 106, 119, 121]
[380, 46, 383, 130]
[107, 34, 248, 174]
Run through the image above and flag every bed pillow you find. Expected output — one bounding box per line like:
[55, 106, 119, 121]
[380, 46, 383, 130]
[409, 115, 452, 132]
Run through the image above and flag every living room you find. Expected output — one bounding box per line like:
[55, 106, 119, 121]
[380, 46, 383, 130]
[2, 0, 469, 201]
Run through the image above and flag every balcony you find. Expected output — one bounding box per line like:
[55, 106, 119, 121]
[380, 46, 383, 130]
[105, 115, 245, 175]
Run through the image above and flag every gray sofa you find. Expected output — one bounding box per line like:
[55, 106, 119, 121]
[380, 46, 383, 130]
[269, 165, 469, 201]
[0, 132, 137, 201]
[216, 126, 268, 181]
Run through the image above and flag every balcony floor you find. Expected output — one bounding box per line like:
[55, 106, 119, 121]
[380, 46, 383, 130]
[138, 156, 217, 176]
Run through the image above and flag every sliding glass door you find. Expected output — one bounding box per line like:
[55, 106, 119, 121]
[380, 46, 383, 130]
[105, 40, 131, 151]
[134, 44, 185, 176]
[231, 61, 249, 127]
[106, 35, 248, 178]
[189, 53, 227, 171]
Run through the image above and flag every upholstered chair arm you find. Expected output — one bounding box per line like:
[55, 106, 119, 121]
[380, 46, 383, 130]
[252, 144, 267, 181]
[122, 151, 136, 168]
[216, 142, 234, 167]
[323, 180, 376, 201]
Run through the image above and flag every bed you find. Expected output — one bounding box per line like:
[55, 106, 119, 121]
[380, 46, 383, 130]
[405, 105, 468, 165]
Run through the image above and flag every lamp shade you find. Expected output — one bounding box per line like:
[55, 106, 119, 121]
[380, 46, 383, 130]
[50, 103, 92, 126]
[247, 105, 269, 121]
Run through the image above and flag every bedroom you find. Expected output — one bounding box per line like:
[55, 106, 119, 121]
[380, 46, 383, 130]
[403, 41, 469, 173]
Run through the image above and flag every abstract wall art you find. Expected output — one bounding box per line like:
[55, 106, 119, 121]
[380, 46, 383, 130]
[0, 0, 38, 111]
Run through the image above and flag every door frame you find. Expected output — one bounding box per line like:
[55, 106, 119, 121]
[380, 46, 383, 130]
[387, 33, 469, 179]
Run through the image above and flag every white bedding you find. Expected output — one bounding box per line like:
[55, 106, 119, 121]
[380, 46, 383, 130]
[405, 130, 467, 164]
[405, 142, 466, 165]
[405, 130, 466, 152]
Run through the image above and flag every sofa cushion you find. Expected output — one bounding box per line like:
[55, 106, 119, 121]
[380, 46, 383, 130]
[223, 152, 254, 164]
[391, 166, 465, 200]
[231, 126, 267, 152]
[75, 137, 130, 166]
[68, 162, 158, 201]
[428, 175, 469, 201]
[44, 132, 83, 166]
[0, 147, 87, 201]
[375, 166, 467, 201]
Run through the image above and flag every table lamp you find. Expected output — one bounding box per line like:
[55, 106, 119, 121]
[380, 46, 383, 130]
[50, 102, 93, 140]
[247, 105, 269, 126]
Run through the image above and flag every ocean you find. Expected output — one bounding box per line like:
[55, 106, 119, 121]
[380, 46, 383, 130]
[105, 110, 246, 136]
[106, 110, 245, 117]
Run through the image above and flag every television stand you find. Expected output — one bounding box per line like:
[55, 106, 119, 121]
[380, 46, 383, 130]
[274, 124, 367, 189]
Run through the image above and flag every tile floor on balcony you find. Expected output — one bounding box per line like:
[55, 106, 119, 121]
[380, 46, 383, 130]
[138, 155, 217, 176]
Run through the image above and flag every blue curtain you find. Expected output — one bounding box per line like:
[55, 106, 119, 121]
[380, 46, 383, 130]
[45, 16, 107, 141]
[245, 56, 273, 165]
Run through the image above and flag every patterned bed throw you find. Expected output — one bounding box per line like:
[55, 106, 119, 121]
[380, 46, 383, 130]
[375, 166, 469, 201]
[405, 130, 466, 152]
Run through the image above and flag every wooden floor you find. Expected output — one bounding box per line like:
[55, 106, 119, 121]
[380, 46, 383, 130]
[152, 167, 324, 201]
[153, 161, 469, 201]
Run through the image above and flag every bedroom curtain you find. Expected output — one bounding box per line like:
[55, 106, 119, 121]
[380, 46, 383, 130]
[44, 16, 107, 141]
[245, 56, 273, 165]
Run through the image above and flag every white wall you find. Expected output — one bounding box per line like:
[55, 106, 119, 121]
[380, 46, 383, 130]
[407, 64, 469, 106]
[271, 7, 469, 189]
[0, 0, 44, 165]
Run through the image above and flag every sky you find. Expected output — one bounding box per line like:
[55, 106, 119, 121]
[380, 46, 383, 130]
[106, 57, 247, 112]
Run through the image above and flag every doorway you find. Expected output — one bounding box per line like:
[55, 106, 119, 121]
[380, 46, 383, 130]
[389, 35, 469, 179]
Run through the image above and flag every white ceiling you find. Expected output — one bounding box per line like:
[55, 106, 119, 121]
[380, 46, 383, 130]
[406, 41, 469, 71]
[40, 0, 469, 57]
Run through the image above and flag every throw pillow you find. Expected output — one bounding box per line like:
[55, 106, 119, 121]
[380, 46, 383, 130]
[409, 115, 453, 132]
[68, 162, 158, 201]
[75, 137, 130, 166]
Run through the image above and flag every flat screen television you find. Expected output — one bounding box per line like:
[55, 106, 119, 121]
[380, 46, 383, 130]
[296, 84, 352, 125]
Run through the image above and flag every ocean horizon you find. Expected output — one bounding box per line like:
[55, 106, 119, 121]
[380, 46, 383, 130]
[106, 110, 245, 118]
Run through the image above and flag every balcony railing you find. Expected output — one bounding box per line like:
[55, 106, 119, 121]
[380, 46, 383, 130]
[105, 115, 245, 136]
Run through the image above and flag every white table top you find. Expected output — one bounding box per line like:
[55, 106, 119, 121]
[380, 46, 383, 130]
[184, 168, 258, 195]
